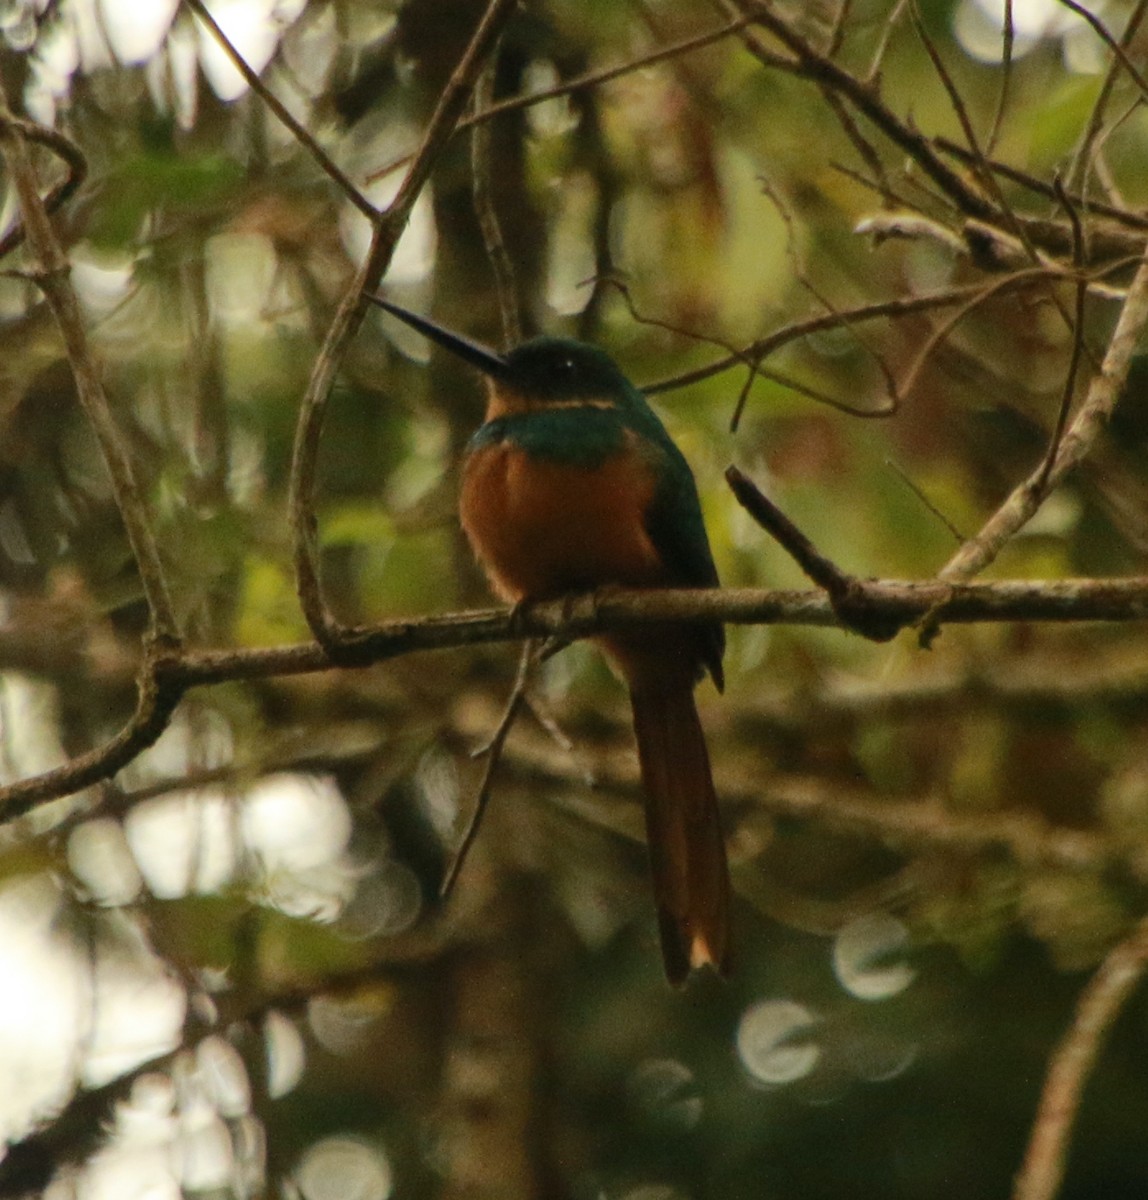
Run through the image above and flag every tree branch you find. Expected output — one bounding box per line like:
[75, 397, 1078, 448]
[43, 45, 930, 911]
[1013, 916, 1148, 1200]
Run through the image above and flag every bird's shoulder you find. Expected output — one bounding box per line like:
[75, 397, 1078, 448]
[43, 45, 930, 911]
[467, 398, 671, 470]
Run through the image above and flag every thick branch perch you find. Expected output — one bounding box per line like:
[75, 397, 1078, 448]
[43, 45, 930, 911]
[163, 577, 1148, 688]
[2, 575, 1147, 818]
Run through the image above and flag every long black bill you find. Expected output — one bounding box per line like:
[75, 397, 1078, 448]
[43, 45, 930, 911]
[366, 294, 509, 379]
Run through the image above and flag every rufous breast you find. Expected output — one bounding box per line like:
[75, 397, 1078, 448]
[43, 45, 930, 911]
[460, 434, 666, 604]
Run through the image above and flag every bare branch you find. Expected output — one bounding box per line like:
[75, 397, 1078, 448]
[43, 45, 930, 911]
[182, 0, 377, 219]
[1054, 0, 1148, 101]
[908, 1, 1035, 263]
[935, 136, 1148, 233]
[722, 0, 995, 220]
[440, 640, 534, 897]
[117, 578, 1148, 688]
[1, 570, 1145, 819]
[0, 644, 183, 820]
[940, 242, 1148, 581]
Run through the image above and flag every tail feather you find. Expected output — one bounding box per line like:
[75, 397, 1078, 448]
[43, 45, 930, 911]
[629, 682, 731, 985]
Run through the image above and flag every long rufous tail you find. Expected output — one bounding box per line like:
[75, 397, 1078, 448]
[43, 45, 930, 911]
[628, 679, 731, 985]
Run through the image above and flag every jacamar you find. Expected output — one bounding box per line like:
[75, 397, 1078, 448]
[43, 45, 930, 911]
[371, 296, 730, 984]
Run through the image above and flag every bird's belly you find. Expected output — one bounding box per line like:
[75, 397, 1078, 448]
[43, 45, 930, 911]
[460, 441, 665, 602]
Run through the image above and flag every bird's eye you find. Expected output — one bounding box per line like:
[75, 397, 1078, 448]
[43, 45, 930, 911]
[557, 358, 575, 374]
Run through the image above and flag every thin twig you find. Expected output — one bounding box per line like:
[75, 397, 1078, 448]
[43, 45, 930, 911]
[1035, 179, 1089, 494]
[471, 55, 522, 348]
[1064, 0, 1148, 195]
[644, 268, 1057, 396]
[1013, 916, 1148, 1200]
[908, 1, 1037, 265]
[864, 0, 911, 85]
[364, 14, 761, 185]
[822, 87, 894, 208]
[734, 1, 1147, 277]
[935, 136, 1148, 233]
[826, 0, 853, 59]
[1054, 0, 1148, 99]
[905, 10, 1118, 377]
[182, 0, 377, 220]
[753, 176, 901, 423]
[986, 0, 1014, 156]
[440, 640, 534, 897]
[603, 266, 891, 421]
[1088, 100, 1139, 211]
[885, 458, 967, 542]
[723, 0, 995, 221]
[895, 269, 1058, 406]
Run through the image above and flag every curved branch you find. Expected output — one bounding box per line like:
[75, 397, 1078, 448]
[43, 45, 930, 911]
[0, 643, 184, 822]
[0, 93, 179, 644]
[1013, 916, 1148, 1200]
[287, 0, 520, 648]
[0, 118, 86, 261]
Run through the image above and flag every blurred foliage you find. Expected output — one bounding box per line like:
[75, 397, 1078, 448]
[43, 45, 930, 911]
[2, 0, 1148, 1198]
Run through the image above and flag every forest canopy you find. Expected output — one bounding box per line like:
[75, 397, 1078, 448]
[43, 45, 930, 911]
[2, 1, 1148, 1198]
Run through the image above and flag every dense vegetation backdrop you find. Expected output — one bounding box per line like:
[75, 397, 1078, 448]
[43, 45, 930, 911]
[3, 1, 1148, 1197]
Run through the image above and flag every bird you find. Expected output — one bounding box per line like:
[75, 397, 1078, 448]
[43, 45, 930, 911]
[370, 295, 730, 985]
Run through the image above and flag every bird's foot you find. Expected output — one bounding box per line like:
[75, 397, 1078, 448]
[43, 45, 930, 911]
[506, 596, 531, 637]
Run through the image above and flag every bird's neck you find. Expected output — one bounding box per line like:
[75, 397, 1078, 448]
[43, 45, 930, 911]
[483, 380, 620, 422]
[483, 380, 533, 419]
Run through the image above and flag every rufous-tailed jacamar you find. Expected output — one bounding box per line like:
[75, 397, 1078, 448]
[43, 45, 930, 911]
[372, 296, 730, 984]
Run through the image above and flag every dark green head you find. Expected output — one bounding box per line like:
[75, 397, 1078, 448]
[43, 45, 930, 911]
[368, 295, 634, 409]
[497, 336, 631, 405]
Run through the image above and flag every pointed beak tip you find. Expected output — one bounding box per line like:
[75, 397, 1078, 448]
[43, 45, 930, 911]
[367, 292, 508, 379]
